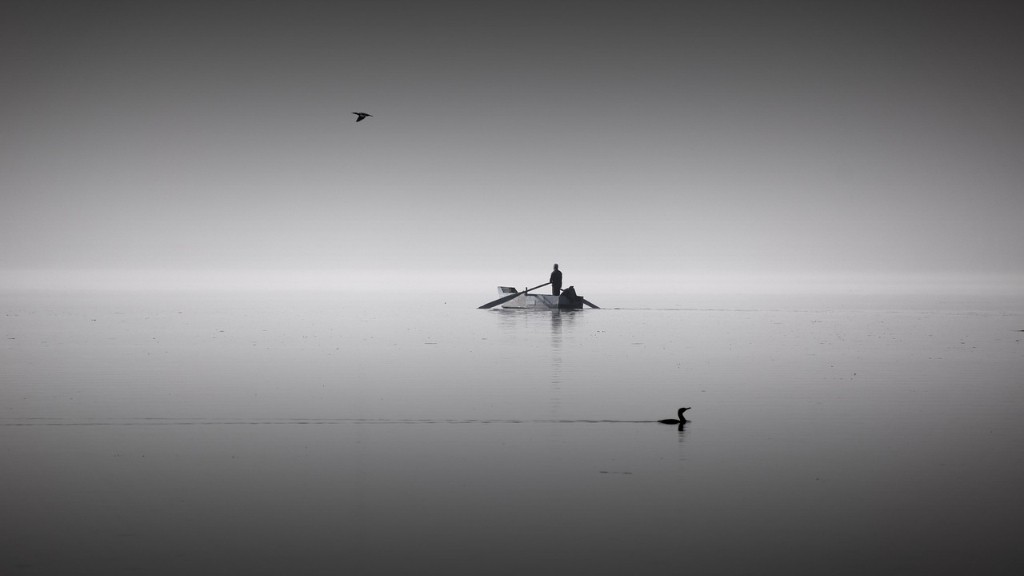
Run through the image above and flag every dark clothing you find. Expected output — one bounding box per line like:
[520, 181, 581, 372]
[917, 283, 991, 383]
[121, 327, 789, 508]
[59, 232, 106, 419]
[550, 269, 562, 295]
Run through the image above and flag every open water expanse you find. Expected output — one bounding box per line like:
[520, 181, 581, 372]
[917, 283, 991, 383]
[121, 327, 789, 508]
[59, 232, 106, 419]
[2, 289, 1023, 575]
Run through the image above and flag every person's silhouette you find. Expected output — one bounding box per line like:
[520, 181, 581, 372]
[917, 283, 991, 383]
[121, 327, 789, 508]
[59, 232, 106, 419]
[550, 264, 562, 295]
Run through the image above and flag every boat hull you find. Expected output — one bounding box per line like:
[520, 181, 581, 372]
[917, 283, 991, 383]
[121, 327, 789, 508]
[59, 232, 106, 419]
[496, 286, 584, 310]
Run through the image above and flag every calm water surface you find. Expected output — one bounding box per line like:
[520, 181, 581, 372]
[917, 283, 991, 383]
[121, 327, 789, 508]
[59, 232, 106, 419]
[2, 290, 1023, 574]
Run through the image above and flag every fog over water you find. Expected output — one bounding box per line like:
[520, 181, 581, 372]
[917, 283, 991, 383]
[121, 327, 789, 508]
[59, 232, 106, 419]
[3, 1, 1024, 281]
[3, 1, 1024, 574]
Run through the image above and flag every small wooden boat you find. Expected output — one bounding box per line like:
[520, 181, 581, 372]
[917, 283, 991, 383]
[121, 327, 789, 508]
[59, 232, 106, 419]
[493, 286, 588, 310]
[478, 281, 599, 310]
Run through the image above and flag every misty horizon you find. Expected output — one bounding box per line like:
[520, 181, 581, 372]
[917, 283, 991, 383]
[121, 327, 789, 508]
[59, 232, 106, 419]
[3, 1, 1023, 287]
[2, 267, 1022, 297]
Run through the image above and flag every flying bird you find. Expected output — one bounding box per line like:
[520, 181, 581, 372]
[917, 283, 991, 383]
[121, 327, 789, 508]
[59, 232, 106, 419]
[353, 112, 373, 122]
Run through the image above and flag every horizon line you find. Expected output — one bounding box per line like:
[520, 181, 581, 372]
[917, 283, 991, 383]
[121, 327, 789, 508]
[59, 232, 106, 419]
[2, 267, 1022, 294]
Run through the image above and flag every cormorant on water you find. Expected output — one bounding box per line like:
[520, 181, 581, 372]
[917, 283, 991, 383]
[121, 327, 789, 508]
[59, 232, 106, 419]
[658, 407, 691, 424]
[353, 112, 373, 122]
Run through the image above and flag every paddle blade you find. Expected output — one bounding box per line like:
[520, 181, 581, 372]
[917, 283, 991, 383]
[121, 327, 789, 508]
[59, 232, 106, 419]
[478, 291, 522, 309]
[581, 298, 600, 309]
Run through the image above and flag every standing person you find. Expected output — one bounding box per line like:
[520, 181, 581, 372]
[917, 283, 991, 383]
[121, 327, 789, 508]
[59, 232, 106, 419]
[550, 264, 562, 295]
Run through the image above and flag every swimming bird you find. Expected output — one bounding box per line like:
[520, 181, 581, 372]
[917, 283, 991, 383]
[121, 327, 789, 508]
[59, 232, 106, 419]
[353, 112, 373, 122]
[658, 407, 691, 424]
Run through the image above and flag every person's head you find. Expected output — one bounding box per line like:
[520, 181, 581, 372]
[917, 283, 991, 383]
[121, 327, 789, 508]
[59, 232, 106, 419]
[553, 263, 559, 270]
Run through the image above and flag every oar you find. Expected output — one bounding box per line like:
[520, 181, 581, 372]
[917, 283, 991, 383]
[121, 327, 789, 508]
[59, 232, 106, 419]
[478, 282, 551, 309]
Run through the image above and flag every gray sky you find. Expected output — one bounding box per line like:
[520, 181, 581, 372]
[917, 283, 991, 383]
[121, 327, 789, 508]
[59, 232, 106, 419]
[2, 0, 1023, 289]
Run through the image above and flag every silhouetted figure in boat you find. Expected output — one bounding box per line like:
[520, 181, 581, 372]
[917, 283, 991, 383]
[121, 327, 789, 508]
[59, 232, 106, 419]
[353, 112, 373, 122]
[658, 407, 690, 425]
[550, 264, 562, 295]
